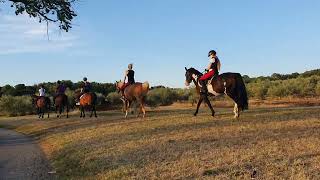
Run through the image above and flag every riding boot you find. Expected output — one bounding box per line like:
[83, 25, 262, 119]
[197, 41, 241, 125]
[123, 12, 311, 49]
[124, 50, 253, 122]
[200, 80, 208, 94]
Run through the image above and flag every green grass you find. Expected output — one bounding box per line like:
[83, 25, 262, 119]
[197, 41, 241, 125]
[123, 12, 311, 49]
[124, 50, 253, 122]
[1, 106, 320, 179]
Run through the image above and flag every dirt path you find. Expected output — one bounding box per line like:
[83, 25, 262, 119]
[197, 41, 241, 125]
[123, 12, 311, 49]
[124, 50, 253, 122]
[0, 128, 55, 180]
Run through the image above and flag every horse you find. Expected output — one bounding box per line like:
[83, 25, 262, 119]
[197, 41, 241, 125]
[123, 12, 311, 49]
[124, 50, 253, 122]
[75, 90, 97, 118]
[184, 67, 248, 119]
[115, 81, 149, 118]
[54, 94, 69, 118]
[31, 95, 51, 118]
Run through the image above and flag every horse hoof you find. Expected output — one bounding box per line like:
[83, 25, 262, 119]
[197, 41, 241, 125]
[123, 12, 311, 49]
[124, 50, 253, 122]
[193, 113, 197, 116]
[212, 113, 215, 117]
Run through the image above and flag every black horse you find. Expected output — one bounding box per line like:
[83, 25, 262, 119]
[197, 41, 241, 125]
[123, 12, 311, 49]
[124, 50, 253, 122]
[185, 67, 248, 118]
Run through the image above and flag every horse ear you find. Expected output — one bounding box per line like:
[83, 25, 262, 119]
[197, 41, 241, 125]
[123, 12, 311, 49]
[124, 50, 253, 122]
[185, 67, 188, 71]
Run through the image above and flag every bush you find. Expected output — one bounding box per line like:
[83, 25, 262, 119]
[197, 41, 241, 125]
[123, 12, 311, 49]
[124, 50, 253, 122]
[146, 88, 177, 107]
[106, 92, 122, 105]
[0, 96, 34, 116]
[96, 93, 106, 106]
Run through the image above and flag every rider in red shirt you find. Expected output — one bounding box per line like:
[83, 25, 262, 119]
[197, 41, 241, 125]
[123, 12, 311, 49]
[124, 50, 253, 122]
[199, 50, 221, 94]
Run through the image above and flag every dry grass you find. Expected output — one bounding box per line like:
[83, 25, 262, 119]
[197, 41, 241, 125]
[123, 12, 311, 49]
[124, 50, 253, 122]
[0, 105, 320, 179]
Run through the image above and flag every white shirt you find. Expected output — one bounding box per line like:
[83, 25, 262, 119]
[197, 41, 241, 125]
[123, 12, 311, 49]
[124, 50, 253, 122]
[39, 88, 46, 97]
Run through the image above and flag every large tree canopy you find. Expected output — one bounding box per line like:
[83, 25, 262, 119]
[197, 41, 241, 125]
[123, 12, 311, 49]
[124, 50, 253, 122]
[2, 0, 77, 32]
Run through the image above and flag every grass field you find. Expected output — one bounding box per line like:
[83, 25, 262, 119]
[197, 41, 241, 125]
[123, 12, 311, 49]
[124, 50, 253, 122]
[0, 104, 320, 179]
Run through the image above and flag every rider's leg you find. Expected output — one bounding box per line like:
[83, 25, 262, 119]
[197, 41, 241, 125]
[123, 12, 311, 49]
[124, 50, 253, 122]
[199, 79, 208, 93]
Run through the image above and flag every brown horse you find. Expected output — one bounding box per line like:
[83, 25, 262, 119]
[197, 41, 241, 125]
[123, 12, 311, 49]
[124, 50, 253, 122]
[31, 95, 51, 118]
[116, 81, 149, 118]
[185, 67, 248, 119]
[54, 94, 69, 118]
[75, 90, 97, 118]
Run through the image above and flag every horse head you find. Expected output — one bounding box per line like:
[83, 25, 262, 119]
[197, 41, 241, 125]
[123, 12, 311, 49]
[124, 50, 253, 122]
[115, 80, 124, 93]
[185, 67, 202, 86]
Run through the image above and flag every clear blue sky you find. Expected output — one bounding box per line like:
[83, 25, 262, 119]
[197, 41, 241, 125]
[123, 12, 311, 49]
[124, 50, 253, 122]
[0, 0, 319, 87]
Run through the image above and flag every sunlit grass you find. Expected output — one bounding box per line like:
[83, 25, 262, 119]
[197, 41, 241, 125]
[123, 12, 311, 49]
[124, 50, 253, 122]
[0, 105, 319, 179]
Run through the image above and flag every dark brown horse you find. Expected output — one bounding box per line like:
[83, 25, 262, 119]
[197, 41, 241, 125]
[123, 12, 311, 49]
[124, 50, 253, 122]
[116, 81, 149, 118]
[75, 90, 97, 118]
[54, 94, 69, 118]
[185, 67, 248, 118]
[31, 95, 51, 118]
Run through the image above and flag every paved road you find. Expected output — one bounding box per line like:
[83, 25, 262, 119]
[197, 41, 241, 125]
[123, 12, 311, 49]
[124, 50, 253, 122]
[0, 128, 55, 180]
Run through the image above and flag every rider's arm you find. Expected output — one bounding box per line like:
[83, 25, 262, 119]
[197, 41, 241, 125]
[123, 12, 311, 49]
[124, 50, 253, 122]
[123, 70, 128, 82]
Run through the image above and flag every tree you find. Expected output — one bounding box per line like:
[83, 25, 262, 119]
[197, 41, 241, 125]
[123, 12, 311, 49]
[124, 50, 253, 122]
[2, 0, 77, 32]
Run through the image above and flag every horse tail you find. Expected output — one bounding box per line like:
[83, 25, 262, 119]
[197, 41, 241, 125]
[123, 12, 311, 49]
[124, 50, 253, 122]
[235, 74, 249, 111]
[142, 81, 150, 95]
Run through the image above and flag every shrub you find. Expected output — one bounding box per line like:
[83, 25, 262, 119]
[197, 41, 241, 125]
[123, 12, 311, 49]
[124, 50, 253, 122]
[146, 88, 177, 107]
[106, 92, 122, 105]
[0, 96, 33, 116]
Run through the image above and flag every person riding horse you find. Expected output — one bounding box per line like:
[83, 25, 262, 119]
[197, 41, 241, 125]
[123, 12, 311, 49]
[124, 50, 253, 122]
[199, 50, 221, 94]
[81, 77, 92, 94]
[39, 84, 46, 97]
[76, 77, 92, 105]
[120, 63, 135, 100]
[53, 80, 66, 104]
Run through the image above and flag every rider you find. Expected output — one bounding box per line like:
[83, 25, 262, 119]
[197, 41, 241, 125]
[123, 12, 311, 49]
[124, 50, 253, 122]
[39, 84, 46, 97]
[53, 80, 66, 103]
[120, 63, 135, 99]
[199, 50, 221, 94]
[76, 77, 92, 105]
[81, 77, 92, 93]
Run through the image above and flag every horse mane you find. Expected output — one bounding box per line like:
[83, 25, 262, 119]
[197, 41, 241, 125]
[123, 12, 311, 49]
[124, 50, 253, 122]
[188, 67, 203, 76]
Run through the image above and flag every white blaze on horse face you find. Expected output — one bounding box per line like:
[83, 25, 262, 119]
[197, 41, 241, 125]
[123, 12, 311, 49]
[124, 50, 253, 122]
[192, 74, 198, 81]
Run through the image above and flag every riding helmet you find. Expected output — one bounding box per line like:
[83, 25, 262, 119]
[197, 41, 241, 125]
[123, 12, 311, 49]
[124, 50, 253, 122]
[208, 50, 216, 57]
[83, 77, 87, 81]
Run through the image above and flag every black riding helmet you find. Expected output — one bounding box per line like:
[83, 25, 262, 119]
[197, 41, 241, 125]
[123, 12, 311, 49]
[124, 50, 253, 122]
[208, 50, 216, 57]
[83, 77, 87, 81]
[57, 80, 61, 84]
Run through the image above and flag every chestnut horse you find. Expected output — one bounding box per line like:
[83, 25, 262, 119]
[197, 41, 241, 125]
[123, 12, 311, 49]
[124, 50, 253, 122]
[31, 95, 51, 118]
[75, 90, 97, 118]
[54, 94, 69, 118]
[185, 67, 248, 118]
[116, 81, 149, 118]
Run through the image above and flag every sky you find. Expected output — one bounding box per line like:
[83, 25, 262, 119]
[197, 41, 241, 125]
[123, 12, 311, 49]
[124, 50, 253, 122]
[0, 0, 320, 87]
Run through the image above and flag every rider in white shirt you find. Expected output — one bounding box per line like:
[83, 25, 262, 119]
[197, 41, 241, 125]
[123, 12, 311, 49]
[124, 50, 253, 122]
[39, 85, 46, 97]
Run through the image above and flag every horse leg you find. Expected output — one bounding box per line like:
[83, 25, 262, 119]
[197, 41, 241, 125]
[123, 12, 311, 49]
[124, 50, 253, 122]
[66, 105, 69, 118]
[55, 106, 59, 118]
[80, 106, 83, 118]
[233, 103, 240, 119]
[59, 107, 63, 118]
[125, 101, 130, 118]
[202, 94, 215, 117]
[82, 106, 86, 118]
[90, 105, 93, 118]
[94, 105, 97, 118]
[141, 101, 146, 118]
[194, 96, 204, 116]
[227, 93, 240, 119]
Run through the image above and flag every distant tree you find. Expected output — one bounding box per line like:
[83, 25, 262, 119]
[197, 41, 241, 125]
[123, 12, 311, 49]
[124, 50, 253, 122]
[2, 0, 77, 32]
[1, 85, 16, 96]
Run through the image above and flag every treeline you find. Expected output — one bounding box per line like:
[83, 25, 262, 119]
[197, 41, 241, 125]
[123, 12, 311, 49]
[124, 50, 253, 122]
[243, 69, 320, 83]
[244, 69, 320, 99]
[0, 81, 116, 97]
[1, 69, 320, 116]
